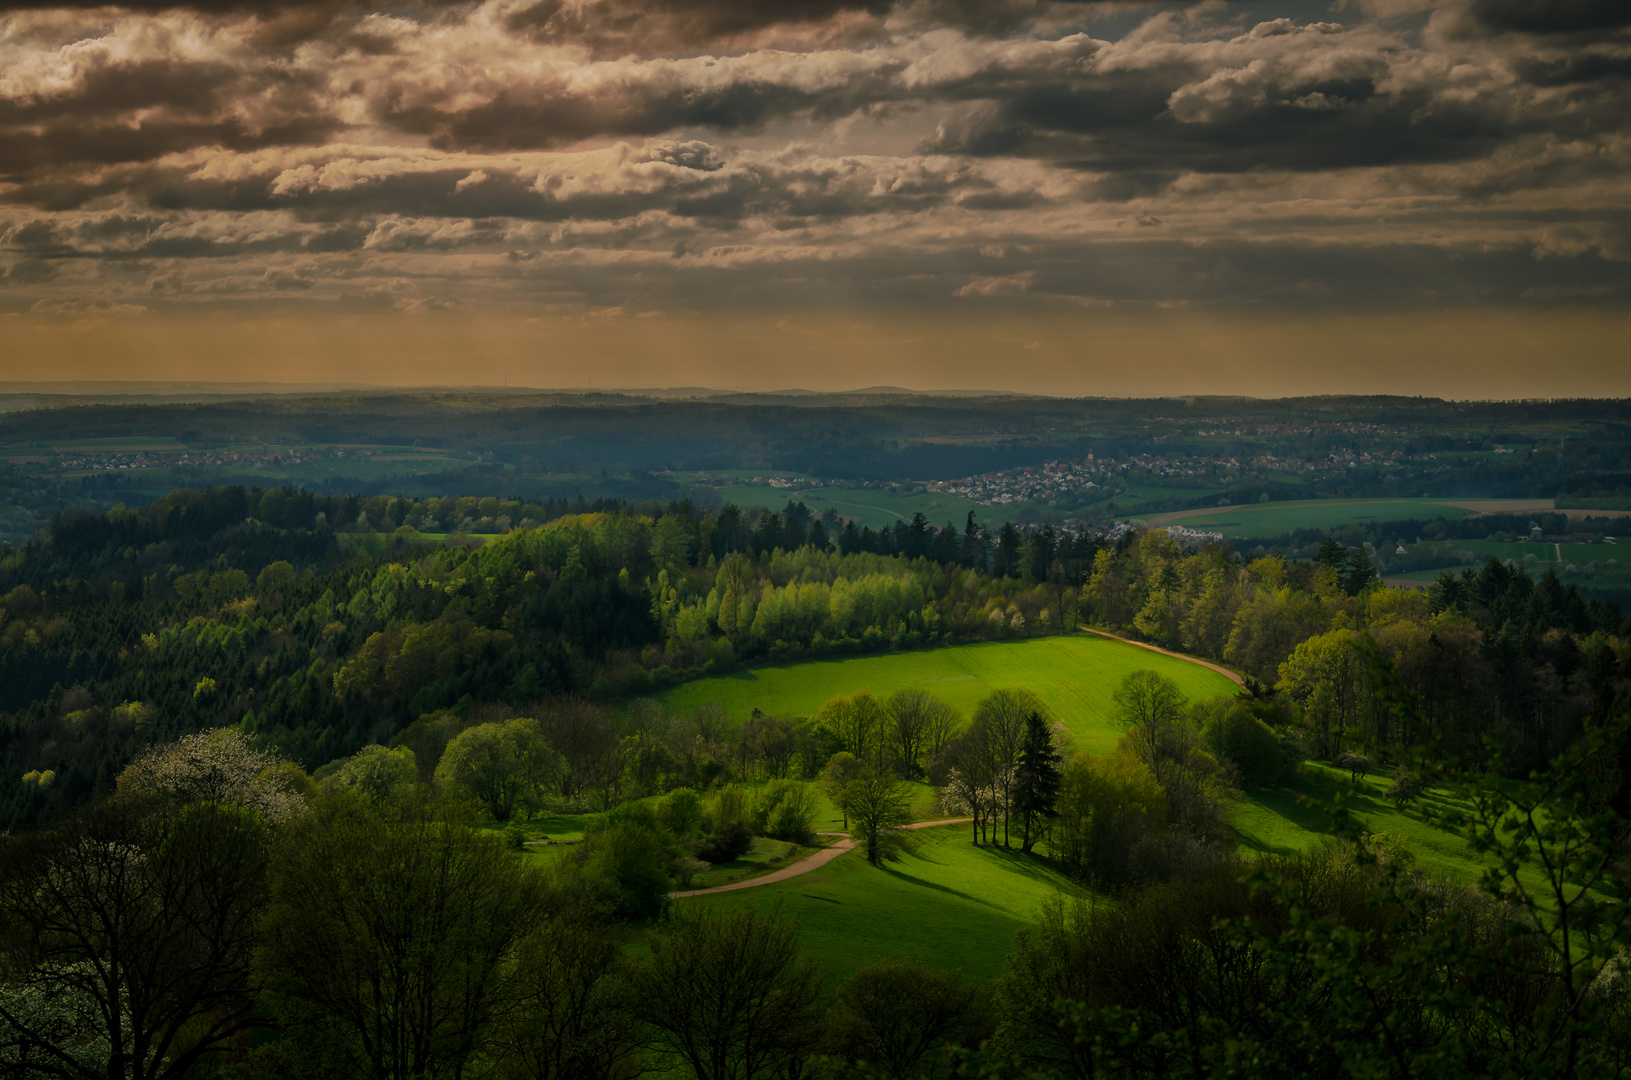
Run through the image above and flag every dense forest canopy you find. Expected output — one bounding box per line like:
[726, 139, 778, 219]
[3, 481, 1627, 830]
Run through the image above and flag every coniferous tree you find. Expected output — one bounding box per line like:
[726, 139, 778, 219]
[1340, 546, 1375, 595]
[1012, 712, 1062, 853]
[1315, 537, 1347, 568]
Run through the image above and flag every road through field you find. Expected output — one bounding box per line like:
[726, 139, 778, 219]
[1144, 497, 1557, 530]
[670, 818, 973, 898]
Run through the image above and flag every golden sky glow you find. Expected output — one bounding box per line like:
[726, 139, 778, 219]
[6, 307, 1628, 397]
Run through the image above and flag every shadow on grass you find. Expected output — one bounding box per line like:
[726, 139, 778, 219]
[878, 841, 1070, 907]
[1236, 768, 1390, 854]
[971, 843, 1075, 889]
[876, 865, 996, 909]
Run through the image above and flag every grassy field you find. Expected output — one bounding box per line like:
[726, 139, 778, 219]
[678, 756, 1510, 988]
[1234, 761, 1492, 879]
[1152, 499, 1484, 537]
[655, 633, 1238, 753]
[657, 632, 1530, 987]
[682, 824, 1080, 985]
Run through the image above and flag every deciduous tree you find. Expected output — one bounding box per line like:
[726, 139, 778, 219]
[628, 905, 821, 1080]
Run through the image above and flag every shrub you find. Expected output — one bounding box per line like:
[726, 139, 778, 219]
[754, 780, 817, 844]
[695, 820, 754, 864]
[1199, 701, 1291, 787]
[1386, 771, 1428, 806]
[573, 819, 675, 919]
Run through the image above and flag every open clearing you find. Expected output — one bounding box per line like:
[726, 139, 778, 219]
[656, 632, 1238, 753]
[661, 633, 1513, 985]
[1147, 499, 1491, 537]
[682, 823, 1079, 985]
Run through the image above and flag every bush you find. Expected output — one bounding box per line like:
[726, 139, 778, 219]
[1199, 701, 1291, 787]
[1386, 770, 1428, 806]
[753, 780, 817, 844]
[572, 819, 675, 919]
[695, 819, 754, 864]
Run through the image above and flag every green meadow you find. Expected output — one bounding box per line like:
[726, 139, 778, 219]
[682, 824, 1080, 985]
[656, 632, 1237, 754]
[660, 632, 1516, 985]
[1156, 498, 1485, 537]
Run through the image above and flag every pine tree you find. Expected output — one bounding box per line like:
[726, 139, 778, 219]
[1340, 546, 1375, 596]
[1315, 537, 1347, 568]
[1012, 712, 1062, 853]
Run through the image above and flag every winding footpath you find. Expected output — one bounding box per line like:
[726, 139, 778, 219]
[670, 818, 972, 898]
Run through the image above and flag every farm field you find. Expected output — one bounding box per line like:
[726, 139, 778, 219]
[682, 823, 1080, 985]
[655, 632, 1238, 753]
[1149, 498, 1487, 537]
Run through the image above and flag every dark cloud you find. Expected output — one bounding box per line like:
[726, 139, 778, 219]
[0, 0, 1625, 312]
[507, 0, 892, 58]
[1467, 0, 1631, 35]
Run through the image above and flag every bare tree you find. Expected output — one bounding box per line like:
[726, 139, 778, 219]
[1111, 671, 1188, 786]
[824, 959, 994, 1080]
[920, 698, 965, 772]
[942, 724, 1001, 846]
[257, 796, 548, 1080]
[817, 692, 886, 767]
[534, 699, 619, 802]
[742, 714, 799, 780]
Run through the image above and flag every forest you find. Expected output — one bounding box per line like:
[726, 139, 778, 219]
[2, 484, 1631, 1080]
[0, 485, 1107, 826]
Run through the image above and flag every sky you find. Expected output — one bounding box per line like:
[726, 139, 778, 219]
[1, 0, 1628, 394]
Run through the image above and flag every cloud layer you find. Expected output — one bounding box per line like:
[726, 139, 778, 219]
[2, 0, 1629, 318]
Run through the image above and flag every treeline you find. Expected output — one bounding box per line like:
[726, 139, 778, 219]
[1235, 510, 1631, 565]
[0, 487, 1092, 828]
[6, 701, 1631, 1080]
[1081, 531, 1630, 774]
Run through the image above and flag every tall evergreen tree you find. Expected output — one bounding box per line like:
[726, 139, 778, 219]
[1340, 546, 1375, 595]
[1012, 712, 1062, 853]
[1315, 537, 1347, 568]
[961, 512, 988, 570]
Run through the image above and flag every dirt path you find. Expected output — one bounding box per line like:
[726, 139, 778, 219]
[670, 818, 973, 898]
[1081, 627, 1246, 689]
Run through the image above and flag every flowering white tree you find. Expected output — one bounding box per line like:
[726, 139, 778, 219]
[117, 728, 305, 824]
